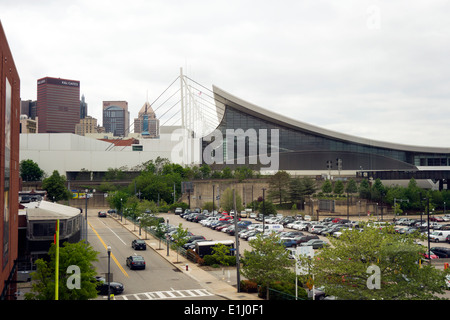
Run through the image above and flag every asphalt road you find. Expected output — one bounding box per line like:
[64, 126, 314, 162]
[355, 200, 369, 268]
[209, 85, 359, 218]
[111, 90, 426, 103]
[87, 209, 223, 300]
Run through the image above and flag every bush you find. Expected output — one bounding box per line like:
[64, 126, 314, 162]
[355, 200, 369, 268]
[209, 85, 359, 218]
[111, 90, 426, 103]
[240, 280, 258, 293]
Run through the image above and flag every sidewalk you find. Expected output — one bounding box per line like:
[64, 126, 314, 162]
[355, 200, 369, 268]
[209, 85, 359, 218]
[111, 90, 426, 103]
[110, 215, 261, 300]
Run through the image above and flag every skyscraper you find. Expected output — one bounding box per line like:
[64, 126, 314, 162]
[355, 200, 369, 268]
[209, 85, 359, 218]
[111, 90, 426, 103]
[103, 101, 129, 137]
[80, 94, 88, 119]
[134, 101, 160, 138]
[36, 77, 80, 133]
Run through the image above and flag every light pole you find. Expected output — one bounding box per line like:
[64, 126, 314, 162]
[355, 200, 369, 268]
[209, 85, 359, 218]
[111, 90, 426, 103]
[262, 188, 266, 231]
[107, 245, 111, 300]
[85, 189, 88, 242]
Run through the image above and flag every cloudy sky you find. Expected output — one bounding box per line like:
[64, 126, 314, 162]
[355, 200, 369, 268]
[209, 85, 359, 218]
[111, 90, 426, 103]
[1, 1, 450, 147]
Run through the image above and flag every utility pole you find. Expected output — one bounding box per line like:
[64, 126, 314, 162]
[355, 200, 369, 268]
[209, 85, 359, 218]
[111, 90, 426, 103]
[233, 189, 241, 292]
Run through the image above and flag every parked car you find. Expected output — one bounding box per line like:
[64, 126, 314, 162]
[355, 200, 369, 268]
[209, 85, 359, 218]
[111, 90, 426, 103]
[174, 207, 183, 215]
[296, 235, 319, 244]
[95, 276, 124, 295]
[301, 239, 328, 249]
[131, 239, 147, 250]
[98, 211, 107, 217]
[431, 247, 450, 258]
[126, 255, 146, 270]
[420, 251, 439, 260]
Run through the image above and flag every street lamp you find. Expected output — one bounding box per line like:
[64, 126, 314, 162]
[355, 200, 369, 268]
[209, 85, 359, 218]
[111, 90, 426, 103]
[107, 245, 111, 300]
[262, 188, 266, 231]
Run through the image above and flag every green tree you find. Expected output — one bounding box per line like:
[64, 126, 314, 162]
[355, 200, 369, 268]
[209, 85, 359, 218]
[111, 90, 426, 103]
[345, 179, 358, 194]
[268, 171, 290, 205]
[171, 223, 189, 262]
[371, 178, 386, 202]
[220, 188, 243, 213]
[20, 159, 44, 181]
[107, 190, 130, 216]
[199, 164, 211, 179]
[25, 241, 99, 300]
[289, 177, 316, 204]
[42, 170, 71, 202]
[301, 224, 448, 300]
[359, 179, 371, 199]
[258, 199, 277, 216]
[333, 180, 344, 195]
[321, 179, 332, 194]
[241, 233, 294, 299]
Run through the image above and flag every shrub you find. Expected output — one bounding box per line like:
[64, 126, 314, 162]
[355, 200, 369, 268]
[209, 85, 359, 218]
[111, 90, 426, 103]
[240, 280, 258, 293]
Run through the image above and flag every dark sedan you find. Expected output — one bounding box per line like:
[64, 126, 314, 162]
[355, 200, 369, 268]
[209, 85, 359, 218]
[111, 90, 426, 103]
[95, 276, 124, 295]
[98, 211, 107, 217]
[131, 239, 147, 250]
[126, 255, 146, 270]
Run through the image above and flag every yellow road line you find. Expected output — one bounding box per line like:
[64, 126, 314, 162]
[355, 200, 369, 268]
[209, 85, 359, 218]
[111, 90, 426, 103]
[89, 222, 129, 278]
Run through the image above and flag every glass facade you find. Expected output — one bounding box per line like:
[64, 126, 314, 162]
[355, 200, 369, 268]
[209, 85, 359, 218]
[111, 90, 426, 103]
[204, 105, 450, 171]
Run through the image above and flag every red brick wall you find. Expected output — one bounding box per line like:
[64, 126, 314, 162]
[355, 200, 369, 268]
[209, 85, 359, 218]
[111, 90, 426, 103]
[0, 20, 20, 299]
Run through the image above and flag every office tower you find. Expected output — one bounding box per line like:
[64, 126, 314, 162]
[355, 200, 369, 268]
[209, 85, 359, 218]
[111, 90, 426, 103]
[80, 94, 88, 119]
[20, 99, 37, 119]
[103, 101, 129, 137]
[36, 77, 80, 133]
[134, 101, 160, 138]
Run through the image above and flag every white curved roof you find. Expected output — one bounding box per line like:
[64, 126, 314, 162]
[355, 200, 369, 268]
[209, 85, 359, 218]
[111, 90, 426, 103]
[26, 200, 81, 221]
[212, 85, 450, 154]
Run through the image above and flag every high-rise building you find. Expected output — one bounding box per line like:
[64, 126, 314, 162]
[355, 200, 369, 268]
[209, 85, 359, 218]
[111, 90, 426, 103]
[75, 116, 99, 136]
[80, 94, 88, 119]
[36, 77, 80, 133]
[0, 20, 20, 300]
[134, 101, 159, 138]
[103, 101, 129, 137]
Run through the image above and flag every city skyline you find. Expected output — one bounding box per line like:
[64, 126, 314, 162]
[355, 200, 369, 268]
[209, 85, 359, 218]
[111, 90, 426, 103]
[1, 1, 450, 147]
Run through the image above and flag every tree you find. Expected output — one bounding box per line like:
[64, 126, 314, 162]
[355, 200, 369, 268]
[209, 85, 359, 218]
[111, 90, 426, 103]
[171, 223, 189, 262]
[42, 170, 71, 202]
[345, 179, 358, 194]
[301, 224, 449, 300]
[371, 178, 386, 202]
[359, 179, 371, 199]
[258, 199, 277, 216]
[321, 180, 332, 194]
[268, 171, 290, 205]
[25, 241, 99, 300]
[220, 188, 243, 213]
[20, 159, 44, 181]
[289, 177, 316, 204]
[333, 180, 344, 195]
[107, 190, 130, 216]
[241, 233, 294, 299]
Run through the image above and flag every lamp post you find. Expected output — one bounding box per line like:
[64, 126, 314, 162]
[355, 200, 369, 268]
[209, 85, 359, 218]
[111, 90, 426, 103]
[262, 188, 266, 231]
[107, 245, 111, 300]
[85, 189, 88, 242]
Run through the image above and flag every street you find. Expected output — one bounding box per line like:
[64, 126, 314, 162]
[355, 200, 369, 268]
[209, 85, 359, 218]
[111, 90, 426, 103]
[87, 209, 223, 300]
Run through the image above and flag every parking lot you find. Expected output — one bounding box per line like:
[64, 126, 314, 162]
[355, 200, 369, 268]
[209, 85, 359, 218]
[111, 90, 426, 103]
[158, 210, 450, 260]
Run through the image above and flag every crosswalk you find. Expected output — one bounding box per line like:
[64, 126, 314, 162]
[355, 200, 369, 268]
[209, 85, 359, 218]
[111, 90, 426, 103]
[113, 288, 214, 300]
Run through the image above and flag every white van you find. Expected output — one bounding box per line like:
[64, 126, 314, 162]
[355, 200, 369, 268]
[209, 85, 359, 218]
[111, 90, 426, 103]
[263, 224, 284, 233]
[430, 230, 450, 242]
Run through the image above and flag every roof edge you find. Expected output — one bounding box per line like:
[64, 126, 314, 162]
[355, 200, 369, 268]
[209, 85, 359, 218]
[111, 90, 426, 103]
[212, 85, 450, 154]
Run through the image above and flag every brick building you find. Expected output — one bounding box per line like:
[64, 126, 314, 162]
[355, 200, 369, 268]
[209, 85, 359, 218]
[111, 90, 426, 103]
[0, 20, 20, 300]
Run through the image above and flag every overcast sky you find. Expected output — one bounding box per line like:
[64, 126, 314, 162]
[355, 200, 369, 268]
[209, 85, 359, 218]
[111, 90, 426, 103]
[1, 1, 450, 147]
